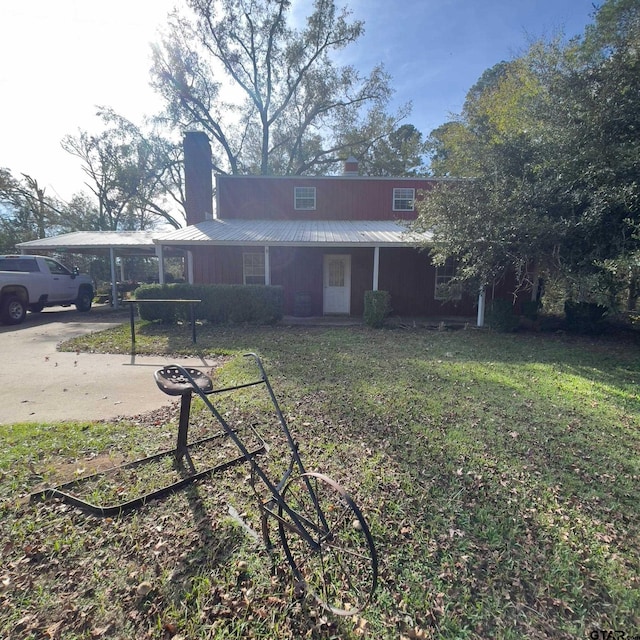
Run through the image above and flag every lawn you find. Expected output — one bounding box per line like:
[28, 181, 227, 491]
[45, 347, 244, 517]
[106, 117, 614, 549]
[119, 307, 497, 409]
[1, 322, 639, 639]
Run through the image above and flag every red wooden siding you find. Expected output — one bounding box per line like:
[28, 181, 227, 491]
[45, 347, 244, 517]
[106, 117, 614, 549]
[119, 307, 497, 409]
[216, 175, 437, 221]
[190, 245, 484, 317]
[378, 248, 478, 317]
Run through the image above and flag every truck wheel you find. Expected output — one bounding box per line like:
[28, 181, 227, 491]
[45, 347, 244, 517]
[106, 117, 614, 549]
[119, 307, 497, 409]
[1, 295, 27, 325]
[75, 288, 93, 312]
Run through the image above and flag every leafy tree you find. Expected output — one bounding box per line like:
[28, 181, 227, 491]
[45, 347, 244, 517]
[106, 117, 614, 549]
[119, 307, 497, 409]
[53, 193, 101, 235]
[150, 0, 405, 175]
[418, 58, 557, 296]
[353, 123, 428, 176]
[62, 109, 184, 230]
[535, 0, 640, 307]
[415, 0, 640, 310]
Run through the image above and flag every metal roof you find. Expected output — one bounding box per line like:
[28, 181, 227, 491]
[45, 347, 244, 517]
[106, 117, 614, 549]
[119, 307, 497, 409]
[17, 230, 170, 255]
[157, 219, 431, 247]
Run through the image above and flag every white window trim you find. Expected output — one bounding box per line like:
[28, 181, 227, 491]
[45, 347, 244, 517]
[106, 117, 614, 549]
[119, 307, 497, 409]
[393, 187, 415, 211]
[243, 252, 266, 285]
[434, 259, 462, 300]
[294, 186, 316, 210]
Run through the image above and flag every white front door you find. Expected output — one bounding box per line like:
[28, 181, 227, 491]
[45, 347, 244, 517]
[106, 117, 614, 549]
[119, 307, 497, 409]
[323, 254, 351, 315]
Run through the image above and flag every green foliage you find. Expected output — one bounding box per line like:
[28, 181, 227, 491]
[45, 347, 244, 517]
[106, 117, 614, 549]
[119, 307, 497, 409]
[486, 299, 519, 332]
[521, 299, 542, 320]
[363, 290, 391, 328]
[351, 123, 429, 177]
[7, 328, 640, 638]
[134, 283, 283, 325]
[416, 0, 640, 307]
[564, 300, 609, 334]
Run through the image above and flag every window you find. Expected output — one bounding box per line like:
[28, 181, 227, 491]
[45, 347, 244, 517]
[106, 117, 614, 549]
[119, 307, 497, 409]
[435, 258, 461, 300]
[44, 258, 71, 275]
[328, 259, 345, 287]
[393, 188, 415, 211]
[243, 252, 265, 285]
[0, 257, 40, 272]
[295, 186, 316, 210]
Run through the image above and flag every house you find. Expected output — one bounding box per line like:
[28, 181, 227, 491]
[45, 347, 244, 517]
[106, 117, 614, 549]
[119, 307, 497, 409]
[155, 132, 507, 320]
[16, 132, 517, 322]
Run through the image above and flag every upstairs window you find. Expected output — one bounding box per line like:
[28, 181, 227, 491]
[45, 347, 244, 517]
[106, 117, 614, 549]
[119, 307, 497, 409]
[295, 186, 316, 210]
[435, 258, 462, 300]
[243, 252, 265, 285]
[393, 188, 415, 211]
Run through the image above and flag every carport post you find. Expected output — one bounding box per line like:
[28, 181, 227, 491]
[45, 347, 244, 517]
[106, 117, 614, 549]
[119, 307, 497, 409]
[156, 244, 165, 285]
[187, 250, 194, 284]
[109, 247, 118, 309]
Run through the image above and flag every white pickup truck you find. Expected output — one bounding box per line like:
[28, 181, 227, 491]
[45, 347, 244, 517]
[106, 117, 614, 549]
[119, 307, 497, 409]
[0, 255, 94, 325]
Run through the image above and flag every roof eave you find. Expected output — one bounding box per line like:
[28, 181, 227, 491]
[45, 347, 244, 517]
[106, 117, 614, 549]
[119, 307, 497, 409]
[154, 239, 430, 248]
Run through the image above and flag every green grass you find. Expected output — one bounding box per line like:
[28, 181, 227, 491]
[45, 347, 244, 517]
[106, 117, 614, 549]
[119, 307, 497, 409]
[2, 322, 639, 639]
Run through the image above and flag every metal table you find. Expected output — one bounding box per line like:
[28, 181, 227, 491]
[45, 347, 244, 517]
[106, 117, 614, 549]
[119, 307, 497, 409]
[122, 299, 201, 350]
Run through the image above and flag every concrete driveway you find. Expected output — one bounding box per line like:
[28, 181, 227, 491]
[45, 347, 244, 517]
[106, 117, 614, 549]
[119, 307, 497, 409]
[0, 305, 216, 425]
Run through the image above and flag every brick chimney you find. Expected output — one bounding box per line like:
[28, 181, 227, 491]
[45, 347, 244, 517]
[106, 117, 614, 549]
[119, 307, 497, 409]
[343, 156, 359, 176]
[183, 131, 213, 225]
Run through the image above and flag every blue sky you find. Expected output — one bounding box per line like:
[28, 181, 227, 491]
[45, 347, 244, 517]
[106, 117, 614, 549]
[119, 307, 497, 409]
[0, 0, 597, 202]
[342, 0, 597, 136]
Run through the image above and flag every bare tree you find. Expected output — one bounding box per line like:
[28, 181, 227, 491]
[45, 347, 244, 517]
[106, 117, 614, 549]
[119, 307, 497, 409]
[0, 169, 63, 249]
[62, 109, 184, 230]
[151, 0, 404, 175]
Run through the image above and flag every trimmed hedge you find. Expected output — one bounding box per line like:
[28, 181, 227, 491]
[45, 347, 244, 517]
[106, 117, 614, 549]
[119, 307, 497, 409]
[364, 290, 391, 328]
[134, 283, 283, 325]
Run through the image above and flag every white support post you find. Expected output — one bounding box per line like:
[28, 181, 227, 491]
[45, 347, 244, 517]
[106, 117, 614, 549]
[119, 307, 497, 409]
[156, 244, 165, 284]
[372, 246, 380, 291]
[109, 247, 118, 309]
[264, 246, 271, 285]
[477, 287, 486, 327]
[187, 251, 194, 284]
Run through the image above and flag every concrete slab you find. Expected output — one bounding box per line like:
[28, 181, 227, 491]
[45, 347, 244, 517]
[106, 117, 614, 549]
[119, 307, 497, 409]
[0, 306, 217, 425]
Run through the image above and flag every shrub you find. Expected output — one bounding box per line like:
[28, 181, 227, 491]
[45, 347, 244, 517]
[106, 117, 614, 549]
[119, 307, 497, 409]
[134, 283, 283, 325]
[564, 300, 608, 334]
[521, 299, 542, 320]
[134, 284, 179, 323]
[486, 299, 519, 332]
[364, 290, 391, 328]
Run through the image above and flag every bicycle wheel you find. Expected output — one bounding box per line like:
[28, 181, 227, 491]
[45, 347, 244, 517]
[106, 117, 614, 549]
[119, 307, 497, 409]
[278, 472, 377, 615]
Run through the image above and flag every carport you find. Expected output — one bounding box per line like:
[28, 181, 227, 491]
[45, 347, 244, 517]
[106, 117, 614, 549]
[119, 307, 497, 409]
[16, 230, 181, 308]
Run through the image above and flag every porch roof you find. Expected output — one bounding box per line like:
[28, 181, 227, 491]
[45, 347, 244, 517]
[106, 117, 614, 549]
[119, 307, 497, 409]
[17, 230, 165, 256]
[156, 219, 431, 248]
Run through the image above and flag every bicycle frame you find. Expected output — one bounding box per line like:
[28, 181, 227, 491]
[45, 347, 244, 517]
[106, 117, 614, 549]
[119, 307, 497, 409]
[173, 354, 331, 553]
[31, 352, 377, 614]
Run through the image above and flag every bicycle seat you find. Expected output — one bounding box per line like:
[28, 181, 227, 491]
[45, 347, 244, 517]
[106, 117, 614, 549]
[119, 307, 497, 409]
[154, 366, 214, 396]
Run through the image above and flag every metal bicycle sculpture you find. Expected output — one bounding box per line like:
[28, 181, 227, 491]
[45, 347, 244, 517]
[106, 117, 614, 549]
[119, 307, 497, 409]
[154, 354, 378, 616]
[33, 353, 378, 615]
